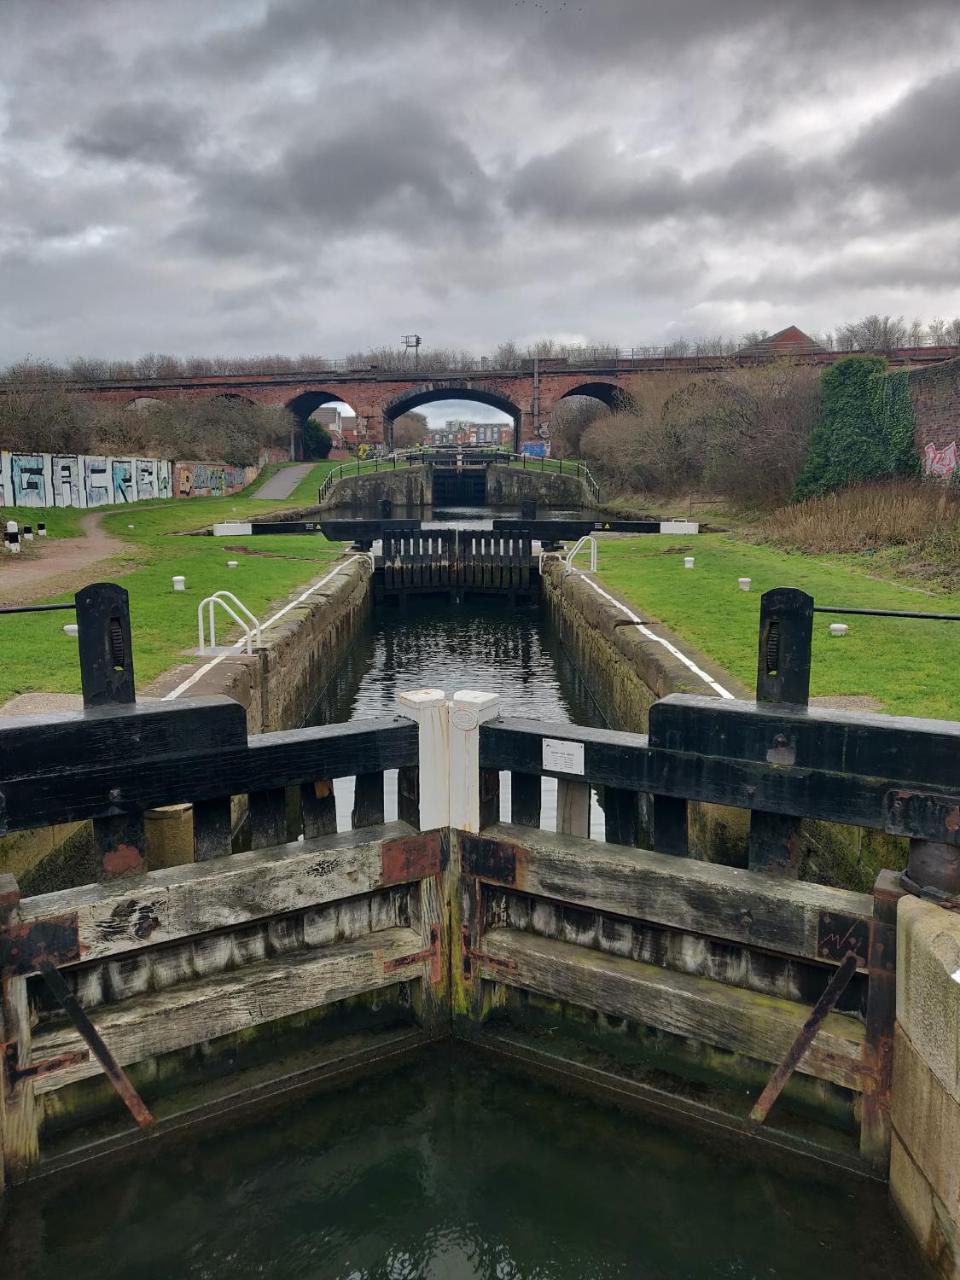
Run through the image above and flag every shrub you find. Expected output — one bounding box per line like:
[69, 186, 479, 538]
[760, 479, 960, 554]
[794, 357, 917, 499]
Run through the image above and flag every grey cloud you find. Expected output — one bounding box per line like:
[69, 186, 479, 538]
[848, 69, 960, 209]
[507, 134, 835, 229]
[177, 102, 495, 258]
[70, 102, 200, 168]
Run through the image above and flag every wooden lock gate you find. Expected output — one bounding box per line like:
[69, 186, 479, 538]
[2, 582, 960, 1190]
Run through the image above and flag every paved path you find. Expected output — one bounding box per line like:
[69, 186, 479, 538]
[253, 463, 314, 499]
[0, 513, 130, 607]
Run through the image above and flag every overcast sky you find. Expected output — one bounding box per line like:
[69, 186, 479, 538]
[3, 0, 960, 377]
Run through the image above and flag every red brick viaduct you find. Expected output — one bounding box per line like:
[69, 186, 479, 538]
[49, 338, 960, 452]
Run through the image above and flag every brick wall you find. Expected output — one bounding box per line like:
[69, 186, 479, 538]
[906, 357, 960, 476]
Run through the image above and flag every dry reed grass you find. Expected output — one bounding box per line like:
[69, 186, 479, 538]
[760, 480, 960, 554]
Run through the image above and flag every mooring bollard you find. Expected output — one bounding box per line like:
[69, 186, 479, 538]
[227, 560, 238, 569]
[22, 525, 33, 541]
[829, 622, 849, 636]
[684, 556, 695, 569]
[63, 623, 79, 637]
[738, 577, 751, 591]
[172, 575, 186, 592]
[4, 520, 20, 553]
[37, 522, 46, 537]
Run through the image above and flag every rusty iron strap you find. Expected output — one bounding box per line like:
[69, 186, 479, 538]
[749, 951, 860, 1126]
[38, 960, 155, 1130]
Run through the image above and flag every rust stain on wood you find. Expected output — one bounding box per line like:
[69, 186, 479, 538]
[0, 913, 81, 976]
[460, 834, 527, 889]
[101, 843, 145, 878]
[380, 830, 442, 884]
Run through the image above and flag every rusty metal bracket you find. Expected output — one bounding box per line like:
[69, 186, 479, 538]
[749, 950, 860, 1125]
[37, 960, 155, 1130]
[383, 924, 443, 984]
[3, 1039, 89, 1084]
[885, 789, 960, 844]
[460, 926, 519, 980]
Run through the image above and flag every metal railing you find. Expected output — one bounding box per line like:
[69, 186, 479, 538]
[197, 590, 261, 655]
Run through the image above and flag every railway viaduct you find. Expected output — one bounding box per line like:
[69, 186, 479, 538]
[43, 335, 960, 451]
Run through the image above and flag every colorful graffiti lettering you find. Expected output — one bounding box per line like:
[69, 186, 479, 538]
[1, 451, 251, 508]
[923, 441, 959, 478]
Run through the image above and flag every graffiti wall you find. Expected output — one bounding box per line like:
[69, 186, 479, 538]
[922, 441, 959, 478]
[173, 461, 257, 498]
[0, 451, 173, 508]
[0, 452, 256, 508]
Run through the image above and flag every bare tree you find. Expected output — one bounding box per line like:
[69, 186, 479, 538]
[392, 411, 429, 449]
[927, 318, 949, 346]
[836, 315, 908, 352]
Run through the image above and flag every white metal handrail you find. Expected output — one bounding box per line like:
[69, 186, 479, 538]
[198, 591, 262, 655]
[565, 535, 598, 573]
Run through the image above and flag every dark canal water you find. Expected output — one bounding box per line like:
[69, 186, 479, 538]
[308, 595, 609, 833]
[4, 1052, 920, 1279]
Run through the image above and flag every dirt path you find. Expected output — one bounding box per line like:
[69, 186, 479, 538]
[0, 513, 133, 606]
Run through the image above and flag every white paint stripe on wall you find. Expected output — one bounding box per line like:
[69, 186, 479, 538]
[162, 555, 368, 701]
[569, 568, 735, 700]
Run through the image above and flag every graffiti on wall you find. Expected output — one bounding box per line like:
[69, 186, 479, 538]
[0, 451, 175, 508]
[923, 441, 959, 478]
[174, 461, 254, 498]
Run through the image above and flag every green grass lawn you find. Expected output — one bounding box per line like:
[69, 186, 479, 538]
[595, 534, 960, 720]
[0, 463, 344, 703]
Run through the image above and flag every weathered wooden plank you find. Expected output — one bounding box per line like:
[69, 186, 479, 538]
[860, 869, 904, 1167]
[460, 824, 874, 967]
[510, 773, 541, 828]
[479, 717, 960, 843]
[478, 928, 866, 1091]
[0, 697, 247, 781]
[650, 694, 960, 789]
[193, 796, 233, 860]
[352, 773, 385, 829]
[1, 718, 418, 833]
[16, 823, 441, 968]
[557, 780, 589, 838]
[30, 927, 424, 1094]
[602, 786, 642, 847]
[248, 787, 289, 849]
[300, 779, 337, 839]
[0, 974, 38, 1182]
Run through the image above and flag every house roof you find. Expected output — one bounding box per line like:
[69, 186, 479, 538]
[739, 326, 827, 356]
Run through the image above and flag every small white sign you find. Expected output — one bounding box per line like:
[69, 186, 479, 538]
[542, 737, 585, 775]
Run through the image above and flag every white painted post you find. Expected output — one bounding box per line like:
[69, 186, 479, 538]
[449, 690, 501, 832]
[397, 689, 450, 830]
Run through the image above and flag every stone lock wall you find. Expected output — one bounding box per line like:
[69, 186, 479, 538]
[483, 463, 595, 509]
[892, 896, 960, 1278]
[320, 467, 431, 510]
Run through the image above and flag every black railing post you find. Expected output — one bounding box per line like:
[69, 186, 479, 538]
[75, 582, 135, 708]
[75, 583, 144, 877]
[749, 588, 813, 876]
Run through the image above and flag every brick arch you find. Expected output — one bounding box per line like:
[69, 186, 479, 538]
[381, 384, 522, 449]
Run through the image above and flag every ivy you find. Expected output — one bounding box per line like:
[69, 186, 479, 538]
[794, 356, 917, 499]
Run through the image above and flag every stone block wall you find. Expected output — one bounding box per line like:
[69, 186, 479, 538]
[892, 895, 960, 1277]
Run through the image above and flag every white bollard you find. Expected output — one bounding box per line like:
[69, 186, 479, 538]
[227, 560, 239, 568]
[128, 523, 135, 529]
[829, 623, 849, 637]
[23, 526, 33, 541]
[398, 689, 450, 830]
[449, 690, 502, 832]
[172, 575, 186, 592]
[738, 577, 751, 591]
[5, 520, 20, 553]
[684, 556, 695, 569]
[37, 522, 47, 537]
[63, 623, 79, 637]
